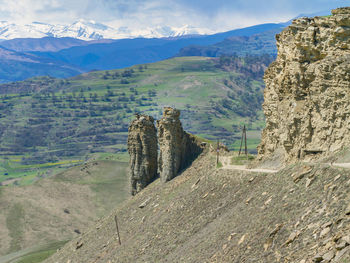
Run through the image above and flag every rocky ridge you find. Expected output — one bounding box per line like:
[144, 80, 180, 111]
[258, 7, 350, 164]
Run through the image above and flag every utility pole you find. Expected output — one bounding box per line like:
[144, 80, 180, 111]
[216, 139, 219, 165]
[114, 215, 121, 245]
[244, 125, 248, 157]
[239, 125, 248, 157]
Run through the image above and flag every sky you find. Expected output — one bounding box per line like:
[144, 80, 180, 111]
[0, 0, 349, 31]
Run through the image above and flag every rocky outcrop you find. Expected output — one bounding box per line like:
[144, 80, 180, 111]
[157, 107, 202, 182]
[128, 114, 158, 195]
[258, 7, 350, 164]
[127, 108, 203, 193]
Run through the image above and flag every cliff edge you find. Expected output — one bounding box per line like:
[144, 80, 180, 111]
[258, 7, 350, 164]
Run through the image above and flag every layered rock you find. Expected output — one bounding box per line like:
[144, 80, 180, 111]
[258, 7, 350, 163]
[157, 107, 202, 182]
[128, 114, 158, 195]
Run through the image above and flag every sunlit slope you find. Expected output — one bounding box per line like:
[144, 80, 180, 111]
[0, 160, 128, 258]
[0, 56, 267, 181]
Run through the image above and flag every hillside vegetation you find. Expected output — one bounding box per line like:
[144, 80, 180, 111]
[0, 159, 129, 261]
[0, 56, 270, 188]
[177, 28, 281, 57]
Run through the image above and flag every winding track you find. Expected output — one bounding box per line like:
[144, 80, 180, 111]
[219, 156, 279, 173]
[218, 156, 350, 174]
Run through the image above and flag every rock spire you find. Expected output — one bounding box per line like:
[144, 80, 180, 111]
[127, 114, 158, 195]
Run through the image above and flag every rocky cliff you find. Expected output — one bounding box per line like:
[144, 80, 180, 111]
[157, 107, 203, 182]
[258, 7, 350, 164]
[127, 114, 158, 195]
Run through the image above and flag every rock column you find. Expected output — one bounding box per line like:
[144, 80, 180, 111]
[157, 107, 202, 182]
[128, 115, 158, 195]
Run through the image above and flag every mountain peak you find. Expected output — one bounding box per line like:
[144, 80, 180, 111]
[0, 20, 211, 41]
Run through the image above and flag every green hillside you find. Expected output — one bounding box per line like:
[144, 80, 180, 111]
[0, 159, 129, 261]
[177, 28, 280, 57]
[0, 56, 269, 187]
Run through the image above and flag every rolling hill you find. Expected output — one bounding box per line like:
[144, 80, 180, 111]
[0, 54, 271, 262]
[0, 46, 82, 83]
[0, 22, 283, 83]
[176, 27, 281, 57]
[0, 55, 271, 189]
[0, 159, 129, 261]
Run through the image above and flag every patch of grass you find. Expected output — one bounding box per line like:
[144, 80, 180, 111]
[52, 160, 129, 217]
[89, 152, 130, 162]
[16, 249, 56, 263]
[14, 241, 68, 263]
[217, 161, 223, 168]
[6, 203, 25, 253]
[231, 154, 256, 165]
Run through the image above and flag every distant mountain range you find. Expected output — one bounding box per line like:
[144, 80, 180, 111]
[0, 19, 213, 41]
[32, 23, 285, 70]
[0, 8, 332, 83]
[0, 22, 286, 83]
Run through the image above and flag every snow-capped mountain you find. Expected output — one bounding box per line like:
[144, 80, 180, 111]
[0, 20, 213, 41]
[133, 25, 213, 38]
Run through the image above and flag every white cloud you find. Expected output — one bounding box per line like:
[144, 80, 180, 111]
[0, 0, 347, 31]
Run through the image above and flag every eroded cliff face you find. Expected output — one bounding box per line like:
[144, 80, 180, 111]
[258, 7, 350, 164]
[128, 115, 158, 195]
[157, 107, 203, 183]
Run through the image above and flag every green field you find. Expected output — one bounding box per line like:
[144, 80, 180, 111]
[0, 56, 268, 186]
